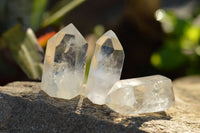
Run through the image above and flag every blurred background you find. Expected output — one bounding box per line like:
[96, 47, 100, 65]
[0, 0, 200, 85]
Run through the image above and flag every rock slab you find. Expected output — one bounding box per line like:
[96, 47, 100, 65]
[0, 76, 200, 132]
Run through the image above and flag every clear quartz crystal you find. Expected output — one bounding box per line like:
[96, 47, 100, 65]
[105, 75, 175, 115]
[41, 24, 88, 99]
[85, 30, 125, 105]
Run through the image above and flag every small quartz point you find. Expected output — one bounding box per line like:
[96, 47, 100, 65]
[41, 23, 88, 99]
[105, 75, 175, 115]
[85, 30, 125, 105]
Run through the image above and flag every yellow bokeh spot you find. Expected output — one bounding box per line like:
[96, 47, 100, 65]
[151, 53, 161, 67]
[185, 26, 200, 43]
[94, 25, 105, 37]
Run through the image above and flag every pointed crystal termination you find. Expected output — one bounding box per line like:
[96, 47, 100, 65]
[41, 23, 88, 99]
[105, 75, 175, 115]
[85, 30, 125, 105]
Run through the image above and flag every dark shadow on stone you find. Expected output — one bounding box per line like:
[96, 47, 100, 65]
[0, 82, 172, 133]
[123, 111, 172, 129]
[79, 96, 172, 132]
[0, 92, 145, 132]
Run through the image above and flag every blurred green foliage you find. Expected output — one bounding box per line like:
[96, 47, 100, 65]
[2, 0, 199, 82]
[0, 0, 85, 81]
[151, 9, 200, 75]
[31, 0, 48, 31]
[42, 0, 85, 27]
[2, 24, 43, 79]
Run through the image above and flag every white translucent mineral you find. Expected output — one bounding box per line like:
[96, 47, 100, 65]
[41, 24, 174, 115]
[85, 30, 125, 105]
[41, 24, 88, 99]
[105, 75, 175, 115]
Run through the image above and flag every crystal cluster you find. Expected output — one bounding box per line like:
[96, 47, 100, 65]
[41, 23, 175, 115]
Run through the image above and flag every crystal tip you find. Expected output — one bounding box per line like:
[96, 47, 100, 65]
[103, 30, 118, 39]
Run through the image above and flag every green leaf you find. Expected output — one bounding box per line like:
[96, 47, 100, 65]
[151, 40, 187, 70]
[30, 0, 48, 31]
[2, 24, 43, 79]
[41, 0, 85, 27]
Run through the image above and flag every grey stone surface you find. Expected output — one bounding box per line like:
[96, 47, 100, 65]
[0, 76, 200, 132]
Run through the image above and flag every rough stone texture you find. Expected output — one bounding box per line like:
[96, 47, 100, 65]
[0, 76, 200, 132]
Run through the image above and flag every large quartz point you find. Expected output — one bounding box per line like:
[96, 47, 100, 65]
[41, 24, 88, 99]
[105, 75, 175, 115]
[85, 30, 125, 105]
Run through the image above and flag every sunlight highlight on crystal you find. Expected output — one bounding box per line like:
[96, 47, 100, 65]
[85, 30, 125, 105]
[41, 23, 88, 99]
[105, 75, 175, 115]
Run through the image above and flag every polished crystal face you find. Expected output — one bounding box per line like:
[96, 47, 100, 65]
[85, 30, 125, 105]
[41, 24, 88, 99]
[105, 75, 175, 115]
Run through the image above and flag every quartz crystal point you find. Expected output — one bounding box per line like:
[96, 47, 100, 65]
[85, 30, 125, 105]
[105, 75, 175, 115]
[41, 24, 88, 99]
